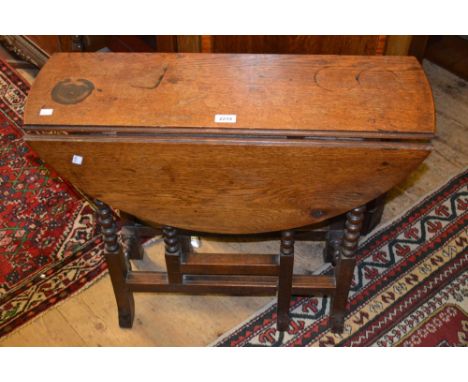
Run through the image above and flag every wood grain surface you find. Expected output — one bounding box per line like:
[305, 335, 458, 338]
[26, 136, 430, 233]
[24, 53, 435, 137]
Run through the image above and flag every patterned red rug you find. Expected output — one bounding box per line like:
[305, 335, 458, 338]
[0, 59, 107, 338]
[214, 170, 468, 346]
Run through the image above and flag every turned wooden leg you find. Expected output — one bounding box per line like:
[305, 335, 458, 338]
[330, 205, 366, 333]
[163, 226, 183, 284]
[277, 230, 295, 331]
[95, 199, 135, 328]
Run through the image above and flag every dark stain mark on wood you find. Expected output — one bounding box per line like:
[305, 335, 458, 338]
[51, 78, 95, 105]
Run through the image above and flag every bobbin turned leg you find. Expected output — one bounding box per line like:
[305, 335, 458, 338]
[277, 230, 295, 331]
[95, 199, 135, 328]
[330, 205, 366, 333]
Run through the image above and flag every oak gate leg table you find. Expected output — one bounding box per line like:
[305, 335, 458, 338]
[22, 53, 435, 333]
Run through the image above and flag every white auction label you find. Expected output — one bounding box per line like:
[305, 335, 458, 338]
[214, 114, 236, 123]
[39, 108, 54, 116]
[72, 155, 83, 165]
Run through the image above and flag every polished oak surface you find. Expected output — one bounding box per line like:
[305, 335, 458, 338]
[23, 53, 434, 234]
[24, 53, 435, 138]
[25, 136, 430, 233]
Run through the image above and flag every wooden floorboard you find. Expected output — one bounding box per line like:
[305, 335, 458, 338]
[1, 60, 467, 346]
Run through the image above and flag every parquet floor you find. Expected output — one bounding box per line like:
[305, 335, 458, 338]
[1, 59, 467, 346]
